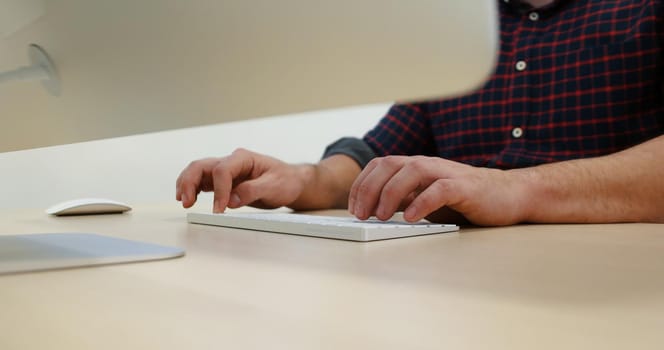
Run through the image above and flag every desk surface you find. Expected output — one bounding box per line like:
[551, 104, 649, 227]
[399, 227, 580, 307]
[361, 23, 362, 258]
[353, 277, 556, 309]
[1, 204, 663, 349]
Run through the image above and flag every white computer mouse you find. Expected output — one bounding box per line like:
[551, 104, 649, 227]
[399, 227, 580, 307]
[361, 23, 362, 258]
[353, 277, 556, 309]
[46, 198, 132, 216]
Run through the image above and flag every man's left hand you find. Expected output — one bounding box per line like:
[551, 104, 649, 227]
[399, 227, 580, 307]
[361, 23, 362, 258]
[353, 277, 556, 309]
[347, 156, 530, 226]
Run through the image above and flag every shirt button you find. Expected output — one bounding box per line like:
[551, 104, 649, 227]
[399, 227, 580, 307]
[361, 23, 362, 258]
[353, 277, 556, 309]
[515, 60, 527, 71]
[512, 127, 524, 139]
[529, 12, 540, 21]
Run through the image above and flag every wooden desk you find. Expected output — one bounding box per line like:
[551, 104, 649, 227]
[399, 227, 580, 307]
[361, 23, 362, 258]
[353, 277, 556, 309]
[1, 204, 663, 349]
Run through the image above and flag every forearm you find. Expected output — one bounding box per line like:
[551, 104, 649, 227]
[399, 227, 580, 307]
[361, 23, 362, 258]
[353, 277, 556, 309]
[514, 135, 664, 223]
[288, 155, 361, 210]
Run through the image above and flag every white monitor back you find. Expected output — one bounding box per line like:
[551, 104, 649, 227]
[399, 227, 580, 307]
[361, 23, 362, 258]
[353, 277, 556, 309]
[0, 0, 498, 152]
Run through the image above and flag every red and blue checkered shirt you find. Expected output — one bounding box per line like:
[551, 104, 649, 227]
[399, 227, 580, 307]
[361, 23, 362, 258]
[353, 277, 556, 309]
[326, 0, 664, 169]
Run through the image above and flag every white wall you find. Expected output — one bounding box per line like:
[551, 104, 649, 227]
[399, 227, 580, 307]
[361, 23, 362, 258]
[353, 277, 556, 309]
[0, 104, 389, 210]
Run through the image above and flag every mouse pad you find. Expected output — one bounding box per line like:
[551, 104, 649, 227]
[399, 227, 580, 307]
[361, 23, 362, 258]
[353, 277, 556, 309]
[0, 233, 185, 275]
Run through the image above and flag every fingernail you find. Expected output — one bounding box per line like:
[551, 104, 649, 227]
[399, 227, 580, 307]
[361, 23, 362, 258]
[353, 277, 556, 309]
[181, 193, 188, 203]
[213, 200, 221, 213]
[348, 199, 355, 214]
[229, 193, 241, 207]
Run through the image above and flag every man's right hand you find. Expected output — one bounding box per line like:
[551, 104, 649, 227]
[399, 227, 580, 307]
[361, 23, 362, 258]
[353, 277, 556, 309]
[176, 148, 309, 213]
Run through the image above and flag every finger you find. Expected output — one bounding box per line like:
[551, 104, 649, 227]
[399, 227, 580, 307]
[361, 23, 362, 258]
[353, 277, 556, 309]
[374, 167, 428, 220]
[176, 175, 182, 201]
[397, 192, 418, 211]
[176, 172, 193, 201]
[351, 157, 405, 220]
[349, 162, 384, 219]
[227, 176, 274, 208]
[177, 158, 219, 208]
[211, 152, 256, 213]
[404, 179, 464, 222]
[347, 159, 378, 215]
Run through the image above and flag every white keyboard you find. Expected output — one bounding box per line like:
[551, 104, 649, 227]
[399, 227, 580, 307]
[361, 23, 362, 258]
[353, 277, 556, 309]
[187, 212, 459, 241]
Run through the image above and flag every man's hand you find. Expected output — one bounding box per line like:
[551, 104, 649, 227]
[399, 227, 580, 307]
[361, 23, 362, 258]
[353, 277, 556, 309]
[348, 156, 529, 226]
[176, 148, 308, 213]
[349, 134, 664, 225]
[176, 150, 362, 213]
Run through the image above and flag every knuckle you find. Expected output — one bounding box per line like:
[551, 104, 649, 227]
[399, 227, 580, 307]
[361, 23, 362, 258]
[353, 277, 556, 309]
[356, 182, 374, 198]
[211, 163, 227, 177]
[186, 158, 213, 172]
[431, 179, 453, 193]
[191, 157, 215, 166]
[382, 155, 402, 167]
[381, 183, 401, 200]
[366, 158, 381, 168]
[187, 159, 201, 169]
[408, 159, 429, 173]
[232, 148, 251, 157]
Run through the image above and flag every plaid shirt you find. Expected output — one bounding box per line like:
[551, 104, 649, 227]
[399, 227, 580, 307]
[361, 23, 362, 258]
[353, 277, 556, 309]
[347, 0, 664, 169]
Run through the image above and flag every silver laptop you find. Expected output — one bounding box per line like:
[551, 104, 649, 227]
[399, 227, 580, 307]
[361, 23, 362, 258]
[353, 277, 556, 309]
[0, 233, 185, 275]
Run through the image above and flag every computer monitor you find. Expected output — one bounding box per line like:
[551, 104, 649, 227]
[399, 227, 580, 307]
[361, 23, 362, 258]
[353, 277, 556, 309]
[0, 0, 498, 152]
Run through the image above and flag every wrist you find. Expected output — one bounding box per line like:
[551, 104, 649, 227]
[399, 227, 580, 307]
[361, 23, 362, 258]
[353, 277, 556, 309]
[288, 164, 318, 209]
[507, 167, 544, 223]
[289, 155, 362, 210]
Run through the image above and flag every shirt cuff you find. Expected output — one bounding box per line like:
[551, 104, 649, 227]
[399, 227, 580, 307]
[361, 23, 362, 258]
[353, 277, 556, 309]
[321, 137, 377, 169]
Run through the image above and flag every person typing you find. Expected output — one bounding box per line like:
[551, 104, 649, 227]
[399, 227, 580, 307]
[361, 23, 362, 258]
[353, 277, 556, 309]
[177, 0, 664, 226]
